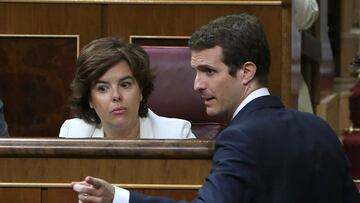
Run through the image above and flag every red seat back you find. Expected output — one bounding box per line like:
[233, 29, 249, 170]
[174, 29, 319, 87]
[143, 46, 226, 139]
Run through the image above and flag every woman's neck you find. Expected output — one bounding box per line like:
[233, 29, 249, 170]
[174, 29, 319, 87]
[103, 120, 140, 139]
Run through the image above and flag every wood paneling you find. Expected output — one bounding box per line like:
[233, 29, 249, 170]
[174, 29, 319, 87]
[0, 3, 102, 137]
[281, 3, 292, 106]
[0, 138, 214, 157]
[0, 158, 211, 184]
[339, 91, 352, 135]
[0, 139, 212, 202]
[0, 1, 291, 135]
[46, 188, 199, 202]
[0, 36, 77, 137]
[0, 0, 283, 4]
[0, 3, 102, 47]
[46, 189, 78, 203]
[340, 0, 358, 77]
[0, 188, 41, 203]
[316, 93, 340, 135]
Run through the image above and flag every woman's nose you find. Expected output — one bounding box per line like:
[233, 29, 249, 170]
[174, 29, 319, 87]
[112, 89, 121, 102]
[112, 95, 120, 102]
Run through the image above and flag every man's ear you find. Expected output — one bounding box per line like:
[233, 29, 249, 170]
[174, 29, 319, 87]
[239, 62, 257, 85]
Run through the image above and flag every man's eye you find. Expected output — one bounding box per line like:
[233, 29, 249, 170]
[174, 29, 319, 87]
[205, 68, 215, 75]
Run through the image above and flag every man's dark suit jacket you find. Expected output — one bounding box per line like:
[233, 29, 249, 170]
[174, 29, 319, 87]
[130, 95, 360, 203]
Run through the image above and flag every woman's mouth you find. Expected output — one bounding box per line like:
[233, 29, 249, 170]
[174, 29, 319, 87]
[111, 107, 126, 115]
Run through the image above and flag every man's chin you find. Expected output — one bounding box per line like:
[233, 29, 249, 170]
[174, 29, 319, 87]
[206, 108, 219, 117]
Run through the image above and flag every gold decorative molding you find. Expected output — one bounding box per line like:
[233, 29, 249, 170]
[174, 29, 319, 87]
[1, 181, 359, 188]
[129, 35, 190, 43]
[118, 184, 201, 189]
[344, 126, 360, 134]
[0, 182, 202, 189]
[0, 34, 80, 57]
[0, 0, 283, 5]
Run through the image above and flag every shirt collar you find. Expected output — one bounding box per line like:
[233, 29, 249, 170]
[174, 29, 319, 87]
[231, 87, 270, 120]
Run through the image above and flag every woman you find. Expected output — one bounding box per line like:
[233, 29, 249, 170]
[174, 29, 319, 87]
[59, 37, 194, 139]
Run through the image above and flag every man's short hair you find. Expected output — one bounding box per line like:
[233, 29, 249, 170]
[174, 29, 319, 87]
[188, 13, 271, 85]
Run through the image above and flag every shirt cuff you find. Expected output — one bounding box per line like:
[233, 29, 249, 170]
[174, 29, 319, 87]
[113, 186, 129, 203]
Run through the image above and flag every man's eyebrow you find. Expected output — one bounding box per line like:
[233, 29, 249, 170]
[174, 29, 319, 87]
[197, 64, 216, 70]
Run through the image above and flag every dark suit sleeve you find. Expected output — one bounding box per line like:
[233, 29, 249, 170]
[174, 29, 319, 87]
[130, 192, 188, 203]
[129, 128, 257, 203]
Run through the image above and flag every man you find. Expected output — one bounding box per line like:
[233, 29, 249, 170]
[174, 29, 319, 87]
[73, 13, 360, 203]
[0, 99, 9, 137]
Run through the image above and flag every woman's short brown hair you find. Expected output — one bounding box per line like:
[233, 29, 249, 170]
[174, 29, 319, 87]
[70, 37, 154, 124]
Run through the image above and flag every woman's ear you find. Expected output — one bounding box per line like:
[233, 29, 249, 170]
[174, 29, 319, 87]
[239, 62, 257, 85]
[89, 101, 94, 109]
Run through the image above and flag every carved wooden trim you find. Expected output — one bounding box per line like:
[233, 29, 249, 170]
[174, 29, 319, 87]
[0, 0, 283, 5]
[0, 138, 214, 158]
[0, 182, 202, 189]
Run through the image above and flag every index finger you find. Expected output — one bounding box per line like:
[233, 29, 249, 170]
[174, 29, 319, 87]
[71, 181, 91, 188]
[84, 176, 105, 189]
[73, 182, 94, 194]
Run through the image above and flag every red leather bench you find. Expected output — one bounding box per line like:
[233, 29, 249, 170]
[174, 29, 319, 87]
[143, 46, 226, 139]
[342, 80, 360, 191]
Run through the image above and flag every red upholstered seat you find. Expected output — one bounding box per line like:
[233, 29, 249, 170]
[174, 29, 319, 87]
[143, 46, 226, 139]
[343, 132, 360, 179]
[343, 80, 360, 191]
[350, 80, 360, 128]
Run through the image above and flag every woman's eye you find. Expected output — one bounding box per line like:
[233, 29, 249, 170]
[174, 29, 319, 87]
[96, 85, 108, 93]
[121, 81, 132, 89]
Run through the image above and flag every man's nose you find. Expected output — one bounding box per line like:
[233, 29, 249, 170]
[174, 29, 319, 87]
[194, 73, 205, 91]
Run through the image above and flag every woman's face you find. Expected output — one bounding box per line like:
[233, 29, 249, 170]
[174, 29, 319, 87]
[89, 61, 142, 132]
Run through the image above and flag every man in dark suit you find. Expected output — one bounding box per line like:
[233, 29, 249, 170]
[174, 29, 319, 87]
[73, 13, 360, 203]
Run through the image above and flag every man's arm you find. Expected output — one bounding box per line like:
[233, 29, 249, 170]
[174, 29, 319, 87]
[129, 128, 257, 203]
[72, 128, 255, 203]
